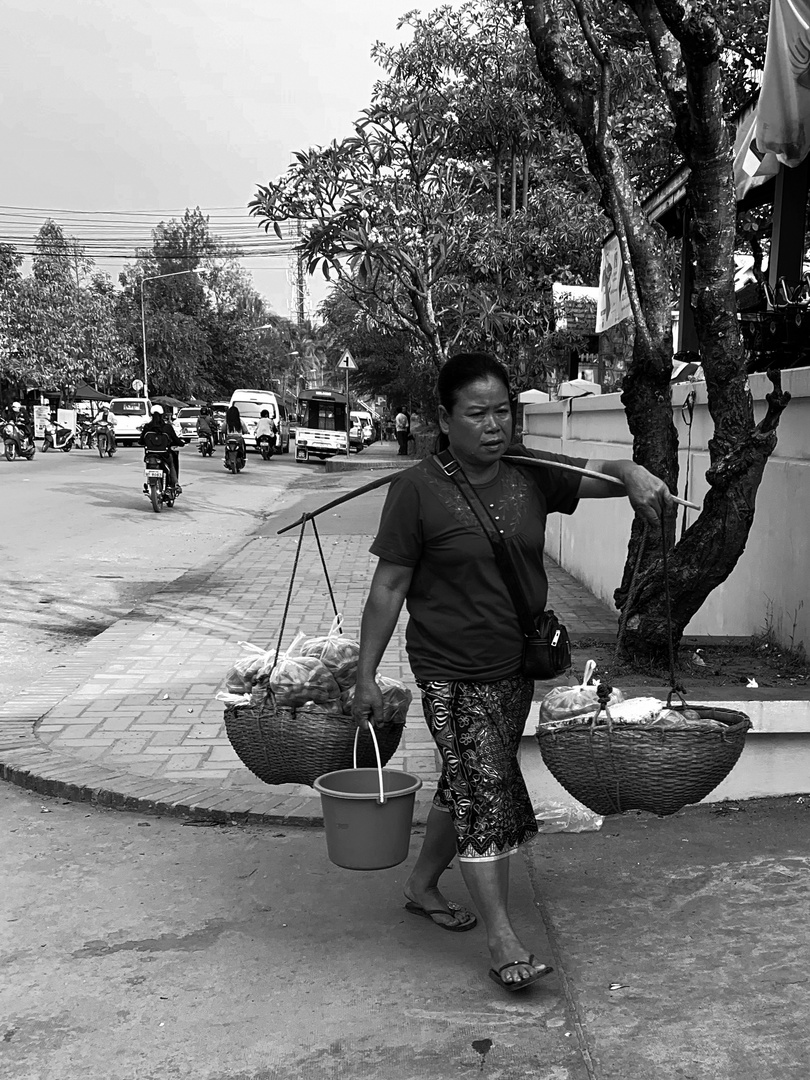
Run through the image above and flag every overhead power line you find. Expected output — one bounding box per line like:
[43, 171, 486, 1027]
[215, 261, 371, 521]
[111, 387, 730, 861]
[0, 204, 303, 264]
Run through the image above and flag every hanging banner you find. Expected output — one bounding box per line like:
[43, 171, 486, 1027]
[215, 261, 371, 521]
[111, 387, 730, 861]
[756, 0, 810, 167]
[734, 104, 781, 202]
[595, 235, 632, 333]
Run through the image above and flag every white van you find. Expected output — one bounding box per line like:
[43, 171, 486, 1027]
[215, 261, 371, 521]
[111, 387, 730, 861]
[350, 410, 374, 446]
[109, 397, 152, 445]
[228, 389, 290, 453]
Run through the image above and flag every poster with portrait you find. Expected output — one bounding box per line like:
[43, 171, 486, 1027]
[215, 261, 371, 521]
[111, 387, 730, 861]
[595, 235, 632, 333]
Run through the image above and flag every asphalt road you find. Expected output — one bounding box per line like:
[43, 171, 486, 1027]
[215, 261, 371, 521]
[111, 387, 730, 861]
[0, 439, 312, 705]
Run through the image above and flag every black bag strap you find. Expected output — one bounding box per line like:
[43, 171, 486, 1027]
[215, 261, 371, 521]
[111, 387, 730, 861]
[434, 449, 538, 637]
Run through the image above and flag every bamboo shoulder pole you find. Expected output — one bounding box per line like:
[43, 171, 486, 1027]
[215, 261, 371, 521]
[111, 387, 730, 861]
[277, 454, 700, 534]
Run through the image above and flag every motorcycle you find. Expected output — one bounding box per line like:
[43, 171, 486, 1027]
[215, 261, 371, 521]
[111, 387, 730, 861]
[197, 433, 214, 457]
[42, 420, 75, 453]
[95, 422, 116, 458]
[142, 445, 178, 513]
[223, 433, 245, 474]
[3, 421, 36, 461]
[76, 416, 95, 450]
[257, 433, 275, 460]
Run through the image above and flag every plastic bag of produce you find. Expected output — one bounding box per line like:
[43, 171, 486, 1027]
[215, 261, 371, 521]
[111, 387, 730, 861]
[377, 676, 412, 725]
[537, 660, 625, 729]
[341, 676, 412, 726]
[267, 631, 340, 708]
[601, 696, 665, 725]
[222, 642, 272, 696]
[298, 614, 360, 689]
[644, 706, 727, 731]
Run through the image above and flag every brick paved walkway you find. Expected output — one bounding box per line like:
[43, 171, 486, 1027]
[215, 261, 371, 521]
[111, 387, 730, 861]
[0, 451, 618, 823]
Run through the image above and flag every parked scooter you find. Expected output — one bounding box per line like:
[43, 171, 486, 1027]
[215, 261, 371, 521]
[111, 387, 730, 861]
[142, 434, 179, 513]
[94, 420, 116, 458]
[197, 433, 214, 457]
[41, 419, 75, 453]
[223, 433, 245, 474]
[3, 421, 36, 461]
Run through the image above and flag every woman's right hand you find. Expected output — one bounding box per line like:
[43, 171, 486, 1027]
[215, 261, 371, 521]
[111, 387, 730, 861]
[352, 675, 384, 730]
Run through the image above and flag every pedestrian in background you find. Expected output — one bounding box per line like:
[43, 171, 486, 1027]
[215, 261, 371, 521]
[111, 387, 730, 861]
[394, 407, 410, 456]
[352, 352, 671, 991]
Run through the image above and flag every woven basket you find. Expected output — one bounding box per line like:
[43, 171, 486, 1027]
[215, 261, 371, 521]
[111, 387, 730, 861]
[224, 697, 404, 787]
[536, 704, 751, 817]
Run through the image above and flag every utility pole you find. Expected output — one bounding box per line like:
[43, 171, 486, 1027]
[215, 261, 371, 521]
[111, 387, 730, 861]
[295, 219, 306, 326]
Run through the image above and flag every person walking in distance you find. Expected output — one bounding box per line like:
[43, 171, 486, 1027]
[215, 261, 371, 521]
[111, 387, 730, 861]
[352, 352, 672, 991]
[395, 407, 410, 456]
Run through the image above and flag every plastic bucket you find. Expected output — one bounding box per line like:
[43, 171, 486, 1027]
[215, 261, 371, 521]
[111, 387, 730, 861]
[314, 727, 422, 870]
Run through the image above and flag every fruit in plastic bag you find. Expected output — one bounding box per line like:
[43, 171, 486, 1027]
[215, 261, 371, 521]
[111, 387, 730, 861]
[377, 676, 412, 725]
[298, 614, 360, 690]
[223, 643, 272, 695]
[645, 706, 725, 730]
[264, 630, 340, 708]
[269, 655, 340, 708]
[601, 696, 664, 725]
[341, 676, 412, 726]
[537, 659, 624, 728]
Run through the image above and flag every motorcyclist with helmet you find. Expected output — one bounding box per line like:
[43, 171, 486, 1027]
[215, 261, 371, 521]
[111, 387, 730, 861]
[138, 404, 184, 493]
[255, 408, 277, 458]
[93, 405, 117, 455]
[196, 406, 216, 452]
[3, 401, 34, 440]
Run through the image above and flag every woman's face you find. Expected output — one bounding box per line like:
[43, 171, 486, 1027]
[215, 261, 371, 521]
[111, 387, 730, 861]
[439, 376, 512, 470]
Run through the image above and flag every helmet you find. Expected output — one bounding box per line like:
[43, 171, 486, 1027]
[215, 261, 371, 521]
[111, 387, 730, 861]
[11, 401, 21, 410]
[150, 404, 164, 415]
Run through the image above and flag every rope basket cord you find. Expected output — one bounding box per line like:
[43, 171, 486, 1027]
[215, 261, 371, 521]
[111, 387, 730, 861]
[537, 517, 752, 817]
[224, 516, 403, 787]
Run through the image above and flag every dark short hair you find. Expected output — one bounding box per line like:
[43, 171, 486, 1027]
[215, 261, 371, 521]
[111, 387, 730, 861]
[437, 352, 510, 414]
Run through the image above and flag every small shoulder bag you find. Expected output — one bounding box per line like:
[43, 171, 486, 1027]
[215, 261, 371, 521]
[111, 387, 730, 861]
[434, 450, 571, 680]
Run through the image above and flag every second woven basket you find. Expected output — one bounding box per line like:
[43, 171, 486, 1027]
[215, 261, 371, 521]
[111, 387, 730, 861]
[536, 704, 751, 817]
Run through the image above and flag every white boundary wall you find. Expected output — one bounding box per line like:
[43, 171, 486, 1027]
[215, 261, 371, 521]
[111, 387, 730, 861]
[524, 367, 810, 651]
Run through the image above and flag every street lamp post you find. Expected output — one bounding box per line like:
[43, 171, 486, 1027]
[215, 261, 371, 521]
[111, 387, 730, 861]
[140, 269, 203, 400]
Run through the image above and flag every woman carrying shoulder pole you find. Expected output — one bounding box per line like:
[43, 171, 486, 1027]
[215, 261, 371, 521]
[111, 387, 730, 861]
[352, 352, 672, 991]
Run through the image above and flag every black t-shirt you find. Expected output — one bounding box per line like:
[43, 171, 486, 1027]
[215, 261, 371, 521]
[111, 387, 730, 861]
[370, 450, 585, 682]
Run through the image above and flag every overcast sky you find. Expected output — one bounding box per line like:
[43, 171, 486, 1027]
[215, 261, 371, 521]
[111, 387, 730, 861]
[1, 0, 454, 316]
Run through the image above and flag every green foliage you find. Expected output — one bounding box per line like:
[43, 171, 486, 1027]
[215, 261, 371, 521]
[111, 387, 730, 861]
[250, 0, 610, 391]
[0, 211, 278, 401]
[1, 221, 135, 394]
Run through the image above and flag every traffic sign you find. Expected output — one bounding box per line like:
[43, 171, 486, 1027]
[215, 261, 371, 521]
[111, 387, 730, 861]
[132, 378, 144, 392]
[336, 350, 357, 371]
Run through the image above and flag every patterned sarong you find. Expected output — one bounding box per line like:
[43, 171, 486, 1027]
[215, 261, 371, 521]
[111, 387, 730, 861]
[417, 675, 537, 861]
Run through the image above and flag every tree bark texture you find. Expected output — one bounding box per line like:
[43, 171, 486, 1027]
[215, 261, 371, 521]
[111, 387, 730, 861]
[523, 0, 789, 660]
[522, 0, 679, 605]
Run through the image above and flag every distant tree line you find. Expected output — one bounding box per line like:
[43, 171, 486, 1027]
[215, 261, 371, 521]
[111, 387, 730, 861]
[0, 209, 302, 406]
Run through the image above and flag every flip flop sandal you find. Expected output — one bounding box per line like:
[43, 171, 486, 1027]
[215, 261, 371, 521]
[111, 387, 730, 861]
[489, 954, 554, 991]
[404, 899, 477, 932]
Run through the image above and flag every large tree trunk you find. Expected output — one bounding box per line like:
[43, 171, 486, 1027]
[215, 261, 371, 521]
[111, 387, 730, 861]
[522, 0, 790, 661]
[522, 0, 679, 596]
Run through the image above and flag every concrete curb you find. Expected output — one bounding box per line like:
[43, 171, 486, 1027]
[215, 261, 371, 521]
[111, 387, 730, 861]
[0, 738, 436, 826]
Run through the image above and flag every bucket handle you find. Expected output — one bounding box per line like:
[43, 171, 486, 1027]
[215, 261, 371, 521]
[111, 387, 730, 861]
[353, 725, 386, 805]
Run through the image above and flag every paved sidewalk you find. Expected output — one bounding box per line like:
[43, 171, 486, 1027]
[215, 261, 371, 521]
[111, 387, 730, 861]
[0, 443, 619, 824]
